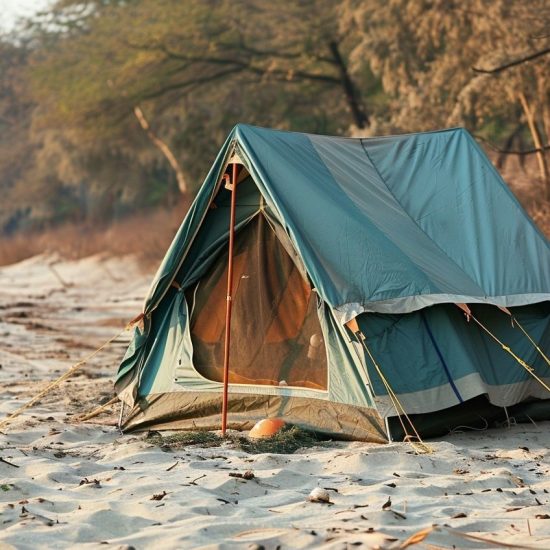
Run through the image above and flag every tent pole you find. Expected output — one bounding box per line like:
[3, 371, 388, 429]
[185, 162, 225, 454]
[221, 162, 239, 436]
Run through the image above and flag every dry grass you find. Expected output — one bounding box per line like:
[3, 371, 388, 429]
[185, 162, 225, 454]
[529, 202, 550, 237]
[0, 203, 189, 268]
[147, 426, 324, 455]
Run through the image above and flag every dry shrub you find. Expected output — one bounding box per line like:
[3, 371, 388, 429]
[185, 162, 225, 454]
[528, 202, 550, 239]
[498, 154, 550, 239]
[0, 203, 189, 268]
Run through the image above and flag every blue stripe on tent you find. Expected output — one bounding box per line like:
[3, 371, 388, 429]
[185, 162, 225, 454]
[420, 311, 463, 403]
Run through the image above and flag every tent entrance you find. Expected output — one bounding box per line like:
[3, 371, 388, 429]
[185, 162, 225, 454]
[188, 214, 328, 390]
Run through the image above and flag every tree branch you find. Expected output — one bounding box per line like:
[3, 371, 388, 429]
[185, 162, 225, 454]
[474, 134, 550, 155]
[133, 105, 188, 194]
[126, 41, 341, 86]
[472, 47, 550, 74]
[139, 67, 244, 101]
[328, 40, 369, 128]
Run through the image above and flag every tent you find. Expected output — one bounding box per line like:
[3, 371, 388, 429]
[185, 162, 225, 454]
[116, 124, 550, 442]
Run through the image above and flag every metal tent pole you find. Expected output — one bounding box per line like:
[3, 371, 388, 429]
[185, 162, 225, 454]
[221, 162, 239, 436]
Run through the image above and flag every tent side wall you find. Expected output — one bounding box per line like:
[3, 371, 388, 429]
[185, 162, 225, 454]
[357, 302, 550, 418]
[115, 131, 239, 402]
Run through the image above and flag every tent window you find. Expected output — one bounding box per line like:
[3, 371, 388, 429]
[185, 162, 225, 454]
[188, 214, 328, 390]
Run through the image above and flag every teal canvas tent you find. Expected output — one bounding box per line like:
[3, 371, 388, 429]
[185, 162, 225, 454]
[116, 124, 550, 441]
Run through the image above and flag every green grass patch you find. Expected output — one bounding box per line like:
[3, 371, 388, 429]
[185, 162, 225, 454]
[147, 426, 324, 455]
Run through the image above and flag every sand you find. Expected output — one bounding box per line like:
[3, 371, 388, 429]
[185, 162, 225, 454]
[1, 254, 550, 549]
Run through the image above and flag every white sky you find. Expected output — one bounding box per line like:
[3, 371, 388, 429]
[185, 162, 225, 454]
[0, 0, 51, 32]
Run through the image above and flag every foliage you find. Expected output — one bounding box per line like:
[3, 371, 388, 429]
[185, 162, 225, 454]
[0, 0, 548, 234]
[343, 0, 550, 195]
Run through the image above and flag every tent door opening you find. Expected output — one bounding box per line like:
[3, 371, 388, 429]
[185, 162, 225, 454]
[187, 213, 328, 391]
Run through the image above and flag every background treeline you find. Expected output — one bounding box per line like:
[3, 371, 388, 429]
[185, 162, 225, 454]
[0, 0, 548, 259]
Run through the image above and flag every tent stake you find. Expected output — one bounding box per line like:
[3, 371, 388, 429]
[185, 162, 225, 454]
[221, 162, 239, 436]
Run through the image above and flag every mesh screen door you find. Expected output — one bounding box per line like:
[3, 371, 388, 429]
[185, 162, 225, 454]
[188, 214, 328, 390]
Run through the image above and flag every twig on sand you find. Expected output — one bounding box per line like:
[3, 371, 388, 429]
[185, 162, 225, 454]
[48, 263, 73, 289]
[0, 457, 19, 468]
[229, 470, 255, 480]
[186, 474, 207, 486]
[21, 506, 56, 527]
[395, 525, 538, 549]
[75, 396, 119, 422]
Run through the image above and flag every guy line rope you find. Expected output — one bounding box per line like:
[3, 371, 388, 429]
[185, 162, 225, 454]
[346, 318, 432, 454]
[0, 313, 145, 432]
[456, 304, 550, 394]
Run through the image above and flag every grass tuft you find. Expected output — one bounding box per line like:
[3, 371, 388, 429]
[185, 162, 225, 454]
[147, 425, 324, 455]
[146, 430, 222, 449]
[233, 426, 321, 454]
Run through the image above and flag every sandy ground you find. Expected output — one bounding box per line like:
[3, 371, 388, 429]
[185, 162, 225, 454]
[1, 255, 550, 549]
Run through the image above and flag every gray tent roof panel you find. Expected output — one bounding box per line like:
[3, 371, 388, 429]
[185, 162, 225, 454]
[235, 125, 550, 317]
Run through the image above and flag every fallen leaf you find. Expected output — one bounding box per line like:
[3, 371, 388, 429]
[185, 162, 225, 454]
[79, 478, 100, 487]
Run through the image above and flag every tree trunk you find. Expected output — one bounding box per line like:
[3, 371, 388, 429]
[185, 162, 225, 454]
[328, 41, 369, 129]
[518, 92, 550, 201]
[133, 106, 188, 194]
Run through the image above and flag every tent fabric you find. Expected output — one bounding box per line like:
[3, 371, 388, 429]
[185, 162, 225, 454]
[142, 125, 550, 322]
[116, 124, 550, 440]
[122, 391, 387, 442]
[358, 301, 550, 417]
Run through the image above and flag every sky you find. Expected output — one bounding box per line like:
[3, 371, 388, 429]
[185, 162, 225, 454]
[0, 0, 51, 32]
